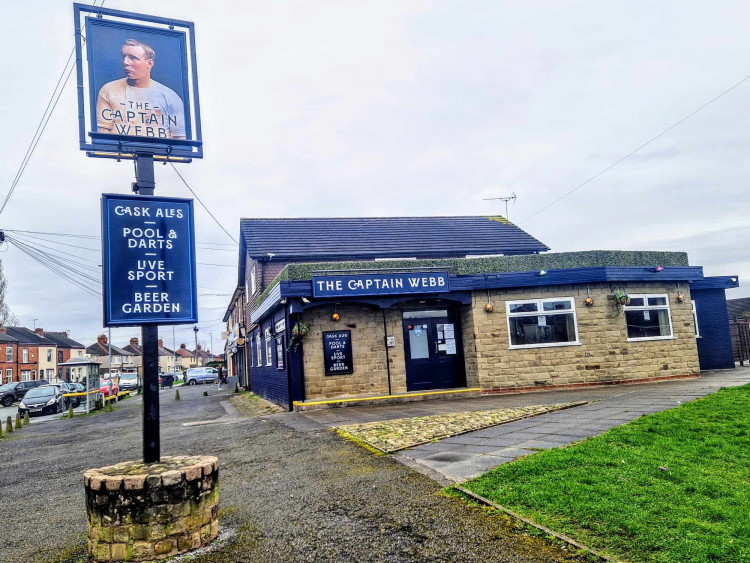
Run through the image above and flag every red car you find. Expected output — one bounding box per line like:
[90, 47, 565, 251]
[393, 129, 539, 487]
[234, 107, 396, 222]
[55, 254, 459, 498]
[100, 378, 119, 399]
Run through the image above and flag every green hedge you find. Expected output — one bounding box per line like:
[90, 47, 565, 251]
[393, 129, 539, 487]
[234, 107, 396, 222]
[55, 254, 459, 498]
[255, 250, 688, 307]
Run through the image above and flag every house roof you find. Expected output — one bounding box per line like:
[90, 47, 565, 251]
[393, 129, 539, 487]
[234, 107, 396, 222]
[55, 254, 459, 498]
[4, 326, 56, 345]
[728, 297, 750, 319]
[122, 343, 175, 357]
[44, 332, 85, 349]
[238, 216, 549, 285]
[0, 332, 18, 343]
[175, 347, 194, 357]
[86, 342, 133, 357]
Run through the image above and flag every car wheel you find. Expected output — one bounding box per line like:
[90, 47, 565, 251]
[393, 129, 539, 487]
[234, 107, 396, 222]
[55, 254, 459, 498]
[1, 396, 13, 407]
[188, 380, 196, 385]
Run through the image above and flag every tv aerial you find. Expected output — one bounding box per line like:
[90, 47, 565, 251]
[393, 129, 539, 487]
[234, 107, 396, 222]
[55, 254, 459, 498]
[483, 192, 517, 220]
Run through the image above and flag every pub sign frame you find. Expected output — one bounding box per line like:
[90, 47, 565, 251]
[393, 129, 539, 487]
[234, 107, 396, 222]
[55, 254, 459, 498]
[74, 3, 203, 159]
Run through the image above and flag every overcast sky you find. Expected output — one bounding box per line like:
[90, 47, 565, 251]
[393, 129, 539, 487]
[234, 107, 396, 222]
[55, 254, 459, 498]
[2, 0, 749, 349]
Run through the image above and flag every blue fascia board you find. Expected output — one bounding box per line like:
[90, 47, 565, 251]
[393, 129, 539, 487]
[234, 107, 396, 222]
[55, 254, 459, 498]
[690, 275, 739, 290]
[254, 266, 706, 322]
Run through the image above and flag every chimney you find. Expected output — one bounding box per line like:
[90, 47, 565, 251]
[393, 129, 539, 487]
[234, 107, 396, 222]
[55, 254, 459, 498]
[62, 331, 68, 337]
[196, 344, 202, 350]
[130, 337, 139, 347]
[35, 328, 45, 337]
[97, 334, 107, 344]
[0, 328, 6, 334]
[158, 339, 163, 348]
[180, 343, 187, 349]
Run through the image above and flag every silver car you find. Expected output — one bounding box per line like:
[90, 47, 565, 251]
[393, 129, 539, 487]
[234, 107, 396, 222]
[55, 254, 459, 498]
[185, 367, 218, 385]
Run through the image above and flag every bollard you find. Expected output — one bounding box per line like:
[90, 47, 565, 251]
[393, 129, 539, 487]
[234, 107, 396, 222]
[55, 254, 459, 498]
[15, 413, 22, 429]
[23, 412, 29, 426]
[202, 390, 208, 397]
[233, 382, 240, 394]
[68, 404, 74, 418]
[6, 416, 12, 433]
[175, 389, 181, 401]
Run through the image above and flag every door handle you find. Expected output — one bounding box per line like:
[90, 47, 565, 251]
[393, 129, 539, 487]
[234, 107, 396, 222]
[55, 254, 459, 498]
[435, 342, 439, 354]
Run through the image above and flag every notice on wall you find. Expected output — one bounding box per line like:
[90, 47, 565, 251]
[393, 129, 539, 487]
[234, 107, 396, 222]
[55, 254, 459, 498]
[101, 193, 197, 326]
[445, 338, 457, 355]
[323, 331, 354, 376]
[443, 324, 455, 339]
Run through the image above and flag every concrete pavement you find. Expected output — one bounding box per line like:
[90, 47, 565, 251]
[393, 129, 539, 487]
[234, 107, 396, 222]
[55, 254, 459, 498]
[300, 367, 750, 484]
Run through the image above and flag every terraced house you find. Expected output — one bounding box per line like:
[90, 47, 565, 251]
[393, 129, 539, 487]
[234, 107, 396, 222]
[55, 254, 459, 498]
[224, 216, 737, 410]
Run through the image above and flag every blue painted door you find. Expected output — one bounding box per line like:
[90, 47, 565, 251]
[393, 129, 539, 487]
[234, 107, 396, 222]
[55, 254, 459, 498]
[402, 309, 466, 391]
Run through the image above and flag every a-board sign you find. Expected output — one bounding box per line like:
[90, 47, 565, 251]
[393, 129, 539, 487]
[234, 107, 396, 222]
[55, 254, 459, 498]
[322, 331, 353, 376]
[312, 271, 450, 298]
[74, 3, 203, 159]
[101, 193, 197, 326]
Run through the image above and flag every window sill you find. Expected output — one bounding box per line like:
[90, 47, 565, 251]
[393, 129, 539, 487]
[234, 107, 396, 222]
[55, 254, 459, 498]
[626, 336, 676, 342]
[509, 341, 581, 350]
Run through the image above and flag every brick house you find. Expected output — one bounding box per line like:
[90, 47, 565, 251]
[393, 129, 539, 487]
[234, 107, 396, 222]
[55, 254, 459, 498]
[0, 326, 57, 383]
[122, 337, 178, 373]
[86, 334, 136, 375]
[225, 216, 739, 410]
[39, 330, 86, 382]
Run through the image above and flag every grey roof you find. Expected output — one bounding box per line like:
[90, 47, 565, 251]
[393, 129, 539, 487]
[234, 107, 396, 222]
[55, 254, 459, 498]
[44, 332, 85, 349]
[4, 326, 56, 345]
[86, 342, 133, 357]
[0, 332, 18, 343]
[122, 343, 174, 357]
[62, 357, 101, 366]
[239, 216, 549, 262]
[728, 297, 750, 319]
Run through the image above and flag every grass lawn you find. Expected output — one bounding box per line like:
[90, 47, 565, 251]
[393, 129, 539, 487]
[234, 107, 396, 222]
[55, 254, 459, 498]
[461, 384, 750, 562]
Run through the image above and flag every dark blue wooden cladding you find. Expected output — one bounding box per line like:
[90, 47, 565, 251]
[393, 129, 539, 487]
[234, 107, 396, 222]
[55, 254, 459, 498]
[323, 331, 353, 375]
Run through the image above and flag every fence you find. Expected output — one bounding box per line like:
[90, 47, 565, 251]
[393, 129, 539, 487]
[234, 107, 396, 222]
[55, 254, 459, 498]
[729, 319, 750, 365]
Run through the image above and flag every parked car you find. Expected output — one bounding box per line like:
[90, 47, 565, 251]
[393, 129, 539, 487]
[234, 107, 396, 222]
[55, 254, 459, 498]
[0, 380, 49, 407]
[185, 367, 218, 385]
[48, 382, 81, 408]
[118, 373, 140, 392]
[18, 385, 64, 417]
[100, 378, 119, 399]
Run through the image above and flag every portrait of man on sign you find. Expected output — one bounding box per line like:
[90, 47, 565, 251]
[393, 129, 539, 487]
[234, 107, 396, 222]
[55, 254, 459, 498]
[96, 38, 186, 140]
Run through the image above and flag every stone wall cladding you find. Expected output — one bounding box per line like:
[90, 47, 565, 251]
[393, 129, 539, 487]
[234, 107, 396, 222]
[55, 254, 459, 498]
[475, 283, 700, 392]
[84, 455, 219, 562]
[302, 305, 407, 399]
[460, 303, 479, 387]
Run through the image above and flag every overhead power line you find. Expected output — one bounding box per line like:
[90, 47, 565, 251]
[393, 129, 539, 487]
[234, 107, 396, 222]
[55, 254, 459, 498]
[169, 164, 239, 245]
[520, 71, 750, 224]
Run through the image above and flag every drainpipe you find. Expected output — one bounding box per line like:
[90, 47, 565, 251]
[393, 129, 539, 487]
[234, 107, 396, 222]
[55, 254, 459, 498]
[382, 309, 392, 395]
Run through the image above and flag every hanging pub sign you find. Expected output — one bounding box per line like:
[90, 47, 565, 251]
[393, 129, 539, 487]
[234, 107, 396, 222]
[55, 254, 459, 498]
[74, 3, 203, 159]
[101, 193, 197, 326]
[323, 331, 354, 375]
[313, 271, 450, 298]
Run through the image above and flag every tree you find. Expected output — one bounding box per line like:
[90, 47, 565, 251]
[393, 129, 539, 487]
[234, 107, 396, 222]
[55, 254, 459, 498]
[0, 261, 17, 326]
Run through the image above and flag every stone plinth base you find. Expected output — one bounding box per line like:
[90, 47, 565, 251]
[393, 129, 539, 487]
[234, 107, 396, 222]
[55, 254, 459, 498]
[84, 455, 219, 562]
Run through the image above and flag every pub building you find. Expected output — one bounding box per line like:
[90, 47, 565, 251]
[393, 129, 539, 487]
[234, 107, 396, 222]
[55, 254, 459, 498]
[224, 217, 738, 410]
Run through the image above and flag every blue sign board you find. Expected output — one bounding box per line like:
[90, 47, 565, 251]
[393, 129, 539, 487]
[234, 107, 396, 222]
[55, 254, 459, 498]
[101, 194, 197, 326]
[312, 272, 450, 298]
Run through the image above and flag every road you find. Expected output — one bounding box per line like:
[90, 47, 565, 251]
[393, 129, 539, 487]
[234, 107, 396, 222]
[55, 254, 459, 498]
[0, 378, 584, 562]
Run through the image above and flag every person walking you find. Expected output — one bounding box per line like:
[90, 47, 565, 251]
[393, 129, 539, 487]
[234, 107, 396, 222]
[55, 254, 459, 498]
[217, 365, 226, 390]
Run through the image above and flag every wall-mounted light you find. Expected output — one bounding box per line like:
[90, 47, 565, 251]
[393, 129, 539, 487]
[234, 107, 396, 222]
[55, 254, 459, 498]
[653, 265, 664, 272]
[301, 297, 310, 304]
[539, 270, 547, 276]
[331, 313, 340, 322]
[731, 277, 738, 283]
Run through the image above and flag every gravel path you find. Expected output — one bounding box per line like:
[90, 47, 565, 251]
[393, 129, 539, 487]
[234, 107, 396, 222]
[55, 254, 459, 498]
[0, 380, 587, 562]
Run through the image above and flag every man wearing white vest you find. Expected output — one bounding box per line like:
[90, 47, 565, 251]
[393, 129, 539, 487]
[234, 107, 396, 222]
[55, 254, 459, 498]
[96, 39, 186, 140]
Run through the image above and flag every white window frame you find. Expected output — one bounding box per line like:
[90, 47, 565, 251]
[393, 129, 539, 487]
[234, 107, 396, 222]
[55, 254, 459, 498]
[506, 296, 580, 349]
[21, 370, 30, 381]
[624, 293, 674, 342]
[264, 328, 273, 367]
[22, 348, 28, 363]
[5, 369, 11, 383]
[692, 300, 700, 338]
[256, 333, 262, 367]
[47, 349, 53, 362]
[5, 347, 12, 362]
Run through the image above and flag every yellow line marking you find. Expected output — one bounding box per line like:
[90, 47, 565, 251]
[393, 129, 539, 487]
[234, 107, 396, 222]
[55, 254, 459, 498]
[293, 387, 481, 407]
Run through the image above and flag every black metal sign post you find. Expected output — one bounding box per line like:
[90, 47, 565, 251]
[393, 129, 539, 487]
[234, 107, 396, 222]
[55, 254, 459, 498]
[134, 154, 160, 464]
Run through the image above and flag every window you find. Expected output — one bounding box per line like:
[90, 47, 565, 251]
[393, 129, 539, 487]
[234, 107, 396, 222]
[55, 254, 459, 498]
[21, 370, 30, 381]
[47, 349, 52, 362]
[32, 370, 36, 379]
[691, 300, 700, 338]
[5, 369, 11, 383]
[276, 337, 285, 370]
[624, 294, 673, 341]
[264, 328, 273, 366]
[506, 297, 579, 348]
[5, 347, 12, 362]
[251, 265, 257, 296]
[58, 350, 64, 363]
[113, 356, 121, 365]
[22, 348, 28, 363]
[256, 333, 262, 367]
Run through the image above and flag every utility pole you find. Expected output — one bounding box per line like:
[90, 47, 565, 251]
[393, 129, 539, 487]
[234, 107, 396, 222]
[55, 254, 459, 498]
[32, 318, 38, 330]
[193, 326, 199, 366]
[483, 192, 517, 220]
